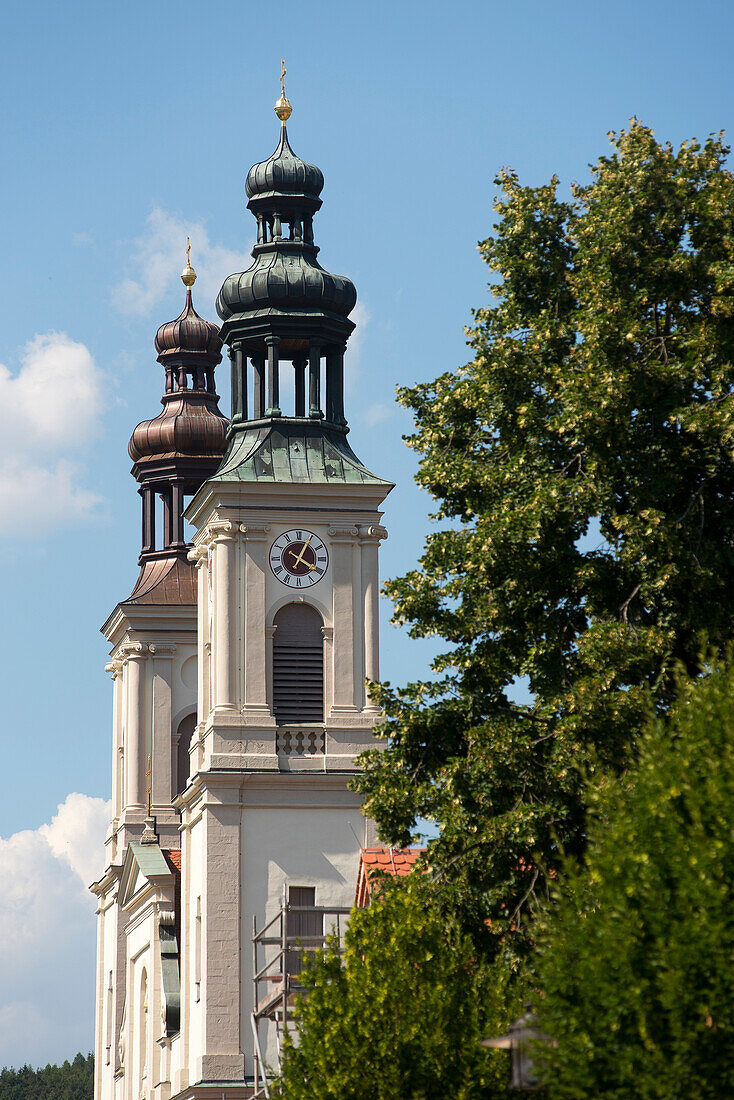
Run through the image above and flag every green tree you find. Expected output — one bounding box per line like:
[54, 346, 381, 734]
[0, 1052, 94, 1100]
[535, 663, 734, 1099]
[273, 880, 520, 1100]
[355, 121, 734, 949]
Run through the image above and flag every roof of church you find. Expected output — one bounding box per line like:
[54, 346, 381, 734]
[210, 421, 392, 487]
[355, 846, 426, 908]
[126, 555, 197, 605]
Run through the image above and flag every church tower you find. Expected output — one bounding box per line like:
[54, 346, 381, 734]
[92, 80, 392, 1100]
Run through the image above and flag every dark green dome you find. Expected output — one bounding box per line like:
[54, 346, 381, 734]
[217, 250, 356, 323]
[245, 125, 324, 203]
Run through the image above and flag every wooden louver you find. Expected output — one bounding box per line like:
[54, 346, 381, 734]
[273, 603, 324, 724]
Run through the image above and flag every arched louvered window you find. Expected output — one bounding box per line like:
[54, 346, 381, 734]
[273, 603, 324, 724]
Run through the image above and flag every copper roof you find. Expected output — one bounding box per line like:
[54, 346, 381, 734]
[126, 555, 197, 605]
[155, 287, 222, 361]
[128, 392, 228, 463]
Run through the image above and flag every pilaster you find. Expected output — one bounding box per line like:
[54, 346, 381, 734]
[359, 523, 388, 712]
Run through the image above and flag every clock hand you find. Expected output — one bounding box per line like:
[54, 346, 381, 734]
[289, 534, 313, 569]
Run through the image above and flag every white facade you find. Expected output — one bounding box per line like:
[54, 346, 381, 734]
[92, 471, 391, 1100]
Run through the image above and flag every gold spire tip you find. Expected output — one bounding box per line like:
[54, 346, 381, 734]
[181, 235, 196, 287]
[275, 57, 292, 122]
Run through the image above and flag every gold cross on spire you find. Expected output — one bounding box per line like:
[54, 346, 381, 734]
[275, 58, 292, 122]
[181, 235, 196, 287]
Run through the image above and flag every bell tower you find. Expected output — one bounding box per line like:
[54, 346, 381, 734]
[92, 74, 392, 1100]
[178, 81, 392, 1091]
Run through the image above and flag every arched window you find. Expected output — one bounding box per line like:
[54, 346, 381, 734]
[175, 713, 196, 797]
[272, 604, 324, 724]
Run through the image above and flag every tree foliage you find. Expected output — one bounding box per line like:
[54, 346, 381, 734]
[273, 881, 521, 1100]
[535, 663, 734, 1098]
[0, 1053, 94, 1100]
[355, 121, 734, 948]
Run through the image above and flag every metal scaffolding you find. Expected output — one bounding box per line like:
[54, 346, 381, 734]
[251, 887, 351, 1098]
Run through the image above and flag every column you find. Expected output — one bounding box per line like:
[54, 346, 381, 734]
[161, 488, 173, 549]
[106, 662, 123, 819]
[265, 336, 281, 417]
[230, 342, 246, 423]
[252, 356, 266, 419]
[328, 526, 358, 714]
[189, 543, 210, 729]
[212, 524, 238, 713]
[150, 644, 176, 807]
[361, 525, 387, 710]
[141, 487, 155, 555]
[124, 645, 148, 808]
[309, 340, 322, 418]
[325, 345, 336, 423]
[294, 355, 307, 417]
[171, 481, 185, 547]
[241, 525, 271, 715]
[326, 344, 346, 425]
[352, 534, 365, 709]
[199, 787, 245, 1081]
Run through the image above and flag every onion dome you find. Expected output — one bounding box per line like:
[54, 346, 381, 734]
[128, 392, 228, 463]
[155, 288, 222, 362]
[127, 249, 229, 564]
[245, 124, 324, 204]
[217, 93, 356, 331]
[217, 251, 356, 323]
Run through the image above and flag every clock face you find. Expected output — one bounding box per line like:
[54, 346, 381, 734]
[269, 529, 329, 588]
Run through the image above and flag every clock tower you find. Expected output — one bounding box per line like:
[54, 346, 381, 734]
[93, 79, 392, 1100]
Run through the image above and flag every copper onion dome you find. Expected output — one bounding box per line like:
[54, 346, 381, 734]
[130, 259, 227, 465]
[128, 251, 228, 565]
[154, 286, 222, 361]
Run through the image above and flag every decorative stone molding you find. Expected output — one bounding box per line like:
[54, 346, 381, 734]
[321, 626, 334, 642]
[358, 523, 389, 542]
[187, 544, 210, 565]
[149, 643, 177, 657]
[208, 520, 238, 544]
[158, 909, 176, 927]
[119, 642, 149, 661]
[328, 525, 359, 539]
[238, 523, 272, 539]
[277, 728, 325, 755]
[105, 659, 124, 678]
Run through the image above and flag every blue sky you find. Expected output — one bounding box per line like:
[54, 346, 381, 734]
[0, 0, 732, 1067]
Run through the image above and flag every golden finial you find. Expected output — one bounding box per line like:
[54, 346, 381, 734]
[274, 58, 292, 122]
[181, 235, 196, 287]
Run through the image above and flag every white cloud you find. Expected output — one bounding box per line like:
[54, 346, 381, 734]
[41, 791, 111, 887]
[0, 793, 110, 1067]
[345, 301, 369, 396]
[0, 334, 103, 453]
[362, 402, 394, 428]
[0, 333, 104, 533]
[115, 206, 253, 317]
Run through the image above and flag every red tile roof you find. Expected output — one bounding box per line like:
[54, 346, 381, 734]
[164, 848, 182, 873]
[355, 846, 426, 908]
